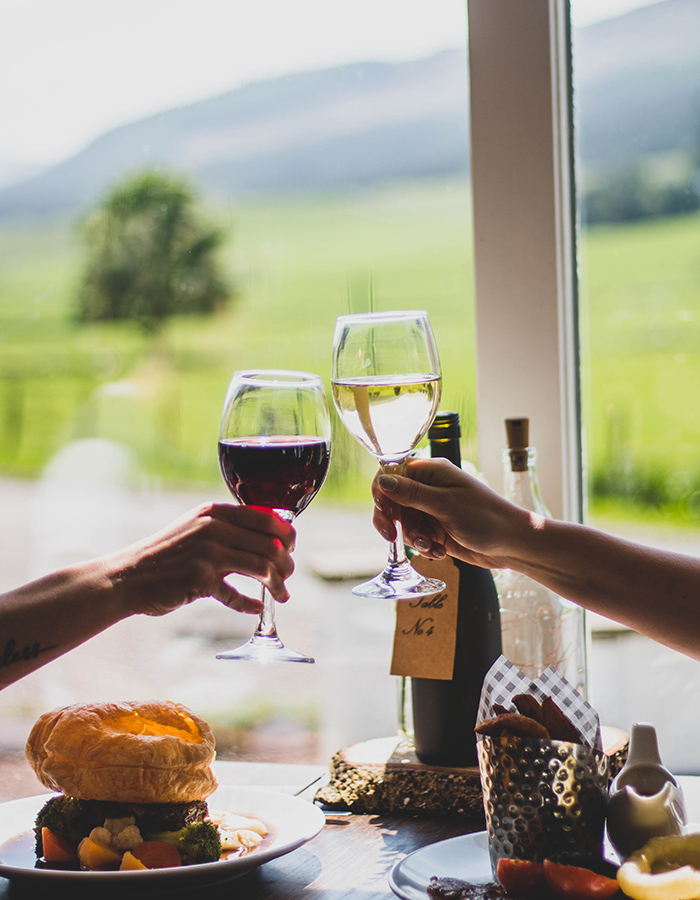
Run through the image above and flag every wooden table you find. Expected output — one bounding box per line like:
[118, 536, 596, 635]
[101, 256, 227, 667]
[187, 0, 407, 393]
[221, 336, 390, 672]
[0, 760, 486, 899]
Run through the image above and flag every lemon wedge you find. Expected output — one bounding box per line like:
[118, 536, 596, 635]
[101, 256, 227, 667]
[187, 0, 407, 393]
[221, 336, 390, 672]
[618, 834, 700, 900]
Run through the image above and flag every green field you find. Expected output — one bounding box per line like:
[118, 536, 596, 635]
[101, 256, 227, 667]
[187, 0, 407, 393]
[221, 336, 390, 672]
[1, 175, 700, 524]
[580, 213, 700, 523]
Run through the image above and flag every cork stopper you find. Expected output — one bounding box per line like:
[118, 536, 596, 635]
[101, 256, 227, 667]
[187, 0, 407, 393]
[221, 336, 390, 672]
[505, 418, 529, 450]
[505, 418, 529, 473]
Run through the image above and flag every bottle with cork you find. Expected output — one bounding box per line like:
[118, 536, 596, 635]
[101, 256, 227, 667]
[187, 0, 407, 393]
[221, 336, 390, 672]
[498, 417, 587, 696]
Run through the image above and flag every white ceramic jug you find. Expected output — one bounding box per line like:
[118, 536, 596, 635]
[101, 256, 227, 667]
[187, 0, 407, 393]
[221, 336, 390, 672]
[607, 722, 686, 859]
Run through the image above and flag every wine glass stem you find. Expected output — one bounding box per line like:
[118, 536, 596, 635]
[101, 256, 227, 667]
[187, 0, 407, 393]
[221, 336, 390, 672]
[388, 518, 410, 567]
[382, 458, 409, 568]
[251, 508, 293, 641]
[254, 587, 278, 639]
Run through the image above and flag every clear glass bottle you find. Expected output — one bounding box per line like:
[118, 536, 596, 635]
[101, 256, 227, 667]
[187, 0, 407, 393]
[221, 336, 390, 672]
[497, 418, 588, 696]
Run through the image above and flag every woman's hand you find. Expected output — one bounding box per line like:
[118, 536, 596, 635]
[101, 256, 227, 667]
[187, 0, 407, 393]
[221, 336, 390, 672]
[105, 502, 296, 617]
[372, 457, 533, 569]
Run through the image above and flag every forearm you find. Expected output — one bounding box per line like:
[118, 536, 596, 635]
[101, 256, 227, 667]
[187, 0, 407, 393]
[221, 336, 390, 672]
[0, 503, 298, 689]
[510, 516, 700, 659]
[374, 462, 700, 660]
[0, 559, 130, 687]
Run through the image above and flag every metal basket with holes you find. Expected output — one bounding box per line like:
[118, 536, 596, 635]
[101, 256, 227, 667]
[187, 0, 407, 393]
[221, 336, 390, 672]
[477, 734, 608, 876]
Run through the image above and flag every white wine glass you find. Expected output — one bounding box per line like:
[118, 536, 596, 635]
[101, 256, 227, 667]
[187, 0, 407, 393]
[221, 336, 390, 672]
[331, 310, 444, 599]
[216, 369, 331, 663]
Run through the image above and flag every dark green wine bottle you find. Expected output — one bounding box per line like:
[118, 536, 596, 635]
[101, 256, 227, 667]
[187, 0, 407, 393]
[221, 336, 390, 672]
[411, 412, 502, 767]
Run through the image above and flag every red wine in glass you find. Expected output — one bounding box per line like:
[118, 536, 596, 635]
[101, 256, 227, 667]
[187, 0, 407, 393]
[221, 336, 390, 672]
[218, 436, 330, 517]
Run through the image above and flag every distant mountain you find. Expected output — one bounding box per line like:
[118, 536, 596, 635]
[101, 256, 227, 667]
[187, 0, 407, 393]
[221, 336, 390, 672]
[573, 0, 700, 165]
[0, 51, 469, 219]
[0, 0, 698, 219]
[0, 160, 45, 192]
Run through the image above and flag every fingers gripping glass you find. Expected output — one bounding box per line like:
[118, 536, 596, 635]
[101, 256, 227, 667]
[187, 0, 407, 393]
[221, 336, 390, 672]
[217, 370, 331, 663]
[331, 310, 445, 599]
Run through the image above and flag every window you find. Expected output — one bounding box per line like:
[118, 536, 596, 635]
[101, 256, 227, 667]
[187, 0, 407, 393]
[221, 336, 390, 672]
[0, 0, 474, 772]
[468, 0, 700, 773]
[571, 0, 700, 772]
[4, 0, 695, 781]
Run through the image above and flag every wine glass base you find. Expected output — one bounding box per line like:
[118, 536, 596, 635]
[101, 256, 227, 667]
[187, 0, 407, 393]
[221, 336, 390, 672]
[216, 634, 314, 664]
[351, 565, 446, 600]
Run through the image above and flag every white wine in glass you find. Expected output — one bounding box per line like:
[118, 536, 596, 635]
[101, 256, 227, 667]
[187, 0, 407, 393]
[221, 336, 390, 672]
[331, 310, 445, 600]
[216, 370, 331, 663]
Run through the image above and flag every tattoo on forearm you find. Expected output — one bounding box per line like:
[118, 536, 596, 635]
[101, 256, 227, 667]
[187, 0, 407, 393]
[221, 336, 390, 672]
[1, 638, 59, 670]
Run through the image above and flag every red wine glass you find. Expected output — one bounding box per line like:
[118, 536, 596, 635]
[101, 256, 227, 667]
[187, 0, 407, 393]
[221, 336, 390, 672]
[216, 370, 331, 663]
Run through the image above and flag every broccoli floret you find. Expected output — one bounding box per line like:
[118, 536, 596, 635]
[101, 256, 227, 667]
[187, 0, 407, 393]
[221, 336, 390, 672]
[34, 795, 88, 856]
[145, 820, 222, 865]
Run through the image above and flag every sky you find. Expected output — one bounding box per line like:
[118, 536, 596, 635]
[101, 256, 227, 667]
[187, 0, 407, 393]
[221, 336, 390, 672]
[1, 0, 662, 169]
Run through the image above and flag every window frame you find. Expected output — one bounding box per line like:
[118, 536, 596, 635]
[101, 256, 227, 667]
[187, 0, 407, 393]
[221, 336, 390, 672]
[467, 0, 582, 523]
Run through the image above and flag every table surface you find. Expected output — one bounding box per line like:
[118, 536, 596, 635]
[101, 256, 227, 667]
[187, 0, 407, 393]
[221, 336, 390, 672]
[4, 761, 699, 900]
[0, 759, 486, 900]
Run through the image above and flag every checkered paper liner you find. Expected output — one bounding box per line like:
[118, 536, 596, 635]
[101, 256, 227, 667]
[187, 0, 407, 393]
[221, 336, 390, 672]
[476, 655, 602, 750]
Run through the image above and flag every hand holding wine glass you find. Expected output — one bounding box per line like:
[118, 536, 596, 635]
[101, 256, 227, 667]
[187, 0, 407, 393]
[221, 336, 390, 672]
[331, 310, 444, 599]
[216, 369, 331, 663]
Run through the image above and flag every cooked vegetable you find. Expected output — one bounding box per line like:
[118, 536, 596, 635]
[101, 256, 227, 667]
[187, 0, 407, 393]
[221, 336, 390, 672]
[89, 817, 143, 852]
[145, 821, 222, 865]
[543, 859, 620, 899]
[34, 795, 88, 856]
[120, 851, 148, 870]
[496, 858, 545, 896]
[40, 827, 78, 863]
[131, 841, 182, 869]
[77, 835, 123, 870]
[617, 834, 700, 900]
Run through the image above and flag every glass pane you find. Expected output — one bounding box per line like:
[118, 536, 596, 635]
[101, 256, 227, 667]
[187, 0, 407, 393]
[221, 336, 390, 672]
[572, 0, 700, 772]
[0, 0, 473, 784]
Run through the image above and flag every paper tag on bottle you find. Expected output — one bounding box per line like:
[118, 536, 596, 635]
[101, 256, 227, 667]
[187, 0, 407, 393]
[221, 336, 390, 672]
[390, 555, 460, 680]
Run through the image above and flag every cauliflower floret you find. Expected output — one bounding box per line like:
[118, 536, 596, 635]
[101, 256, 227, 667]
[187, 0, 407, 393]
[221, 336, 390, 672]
[111, 825, 143, 852]
[103, 817, 136, 835]
[89, 826, 112, 846]
[91, 817, 143, 853]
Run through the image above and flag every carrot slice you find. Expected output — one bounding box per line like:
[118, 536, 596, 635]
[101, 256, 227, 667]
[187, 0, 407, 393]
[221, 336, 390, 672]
[132, 841, 182, 869]
[41, 826, 77, 862]
[120, 850, 148, 870]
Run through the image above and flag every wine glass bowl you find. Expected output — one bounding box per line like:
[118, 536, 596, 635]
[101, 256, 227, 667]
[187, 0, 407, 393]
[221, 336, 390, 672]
[216, 369, 331, 663]
[331, 310, 445, 599]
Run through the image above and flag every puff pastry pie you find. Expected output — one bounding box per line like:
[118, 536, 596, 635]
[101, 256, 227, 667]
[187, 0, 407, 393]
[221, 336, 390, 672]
[25, 700, 217, 804]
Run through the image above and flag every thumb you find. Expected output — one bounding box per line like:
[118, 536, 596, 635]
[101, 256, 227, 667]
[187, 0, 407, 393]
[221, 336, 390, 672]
[377, 473, 439, 515]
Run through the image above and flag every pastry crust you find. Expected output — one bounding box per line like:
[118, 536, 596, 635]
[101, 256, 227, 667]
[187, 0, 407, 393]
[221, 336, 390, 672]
[25, 700, 217, 804]
[475, 712, 550, 741]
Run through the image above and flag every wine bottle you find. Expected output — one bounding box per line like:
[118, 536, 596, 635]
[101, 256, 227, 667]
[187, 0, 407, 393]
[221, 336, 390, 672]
[497, 417, 587, 695]
[410, 411, 502, 767]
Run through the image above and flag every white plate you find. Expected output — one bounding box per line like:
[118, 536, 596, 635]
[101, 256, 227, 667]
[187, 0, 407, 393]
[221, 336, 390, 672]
[389, 831, 494, 900]
[0, 785, 325, 892]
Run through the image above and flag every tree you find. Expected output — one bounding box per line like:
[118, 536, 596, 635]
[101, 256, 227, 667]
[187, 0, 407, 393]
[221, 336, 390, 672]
[77, 171, 231, 331]
[582, 160, 700, 226]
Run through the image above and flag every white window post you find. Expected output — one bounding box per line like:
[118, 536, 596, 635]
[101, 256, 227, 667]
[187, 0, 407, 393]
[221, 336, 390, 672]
[467, 0, 582, 523]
